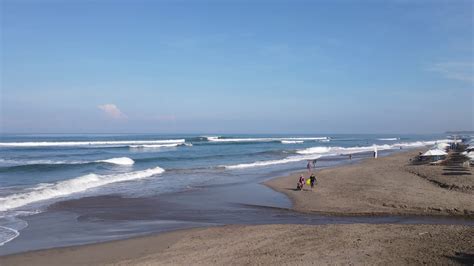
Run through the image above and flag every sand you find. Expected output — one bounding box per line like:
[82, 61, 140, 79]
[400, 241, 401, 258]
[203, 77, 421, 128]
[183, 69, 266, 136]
[265, 149, 474, 217]
[2, 224, 473, 265]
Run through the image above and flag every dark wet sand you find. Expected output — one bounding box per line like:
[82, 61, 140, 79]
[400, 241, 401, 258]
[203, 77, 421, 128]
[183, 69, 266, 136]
[2, 224, 473, 265]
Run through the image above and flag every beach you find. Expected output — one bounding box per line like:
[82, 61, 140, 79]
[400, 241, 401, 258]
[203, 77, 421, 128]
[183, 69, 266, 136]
[265, 148, 474, 217]
[2, 147, 473, 265]
[2, 224, 473, 265]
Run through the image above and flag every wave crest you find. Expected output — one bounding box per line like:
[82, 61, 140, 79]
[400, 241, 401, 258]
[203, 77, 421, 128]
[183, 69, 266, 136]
[129, 143, 186, 149]
[97, 157, 134, 165]
[0, 166, 165, 212]
[281, 140, 304, 144]
[0, 139, 185, 147]
[208, 137, 328, 143]
[224, 155, 321, 169]
[0, 157, 135, 167]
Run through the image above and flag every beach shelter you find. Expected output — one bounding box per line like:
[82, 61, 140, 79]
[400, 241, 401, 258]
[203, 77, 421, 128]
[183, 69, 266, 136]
[421, 149, 447, 162]
[422, 149, 447, 156]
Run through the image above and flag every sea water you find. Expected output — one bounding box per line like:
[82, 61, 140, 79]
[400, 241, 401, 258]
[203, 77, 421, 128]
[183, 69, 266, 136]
[0, 133, 457, 249]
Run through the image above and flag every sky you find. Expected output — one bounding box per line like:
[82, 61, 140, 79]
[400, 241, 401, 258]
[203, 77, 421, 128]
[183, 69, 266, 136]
[1, 0, 473, 134]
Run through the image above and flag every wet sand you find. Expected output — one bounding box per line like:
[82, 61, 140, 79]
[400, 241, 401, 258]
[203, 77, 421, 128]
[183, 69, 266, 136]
[265, 149, 474, 217]
[2, 224, 473, 265]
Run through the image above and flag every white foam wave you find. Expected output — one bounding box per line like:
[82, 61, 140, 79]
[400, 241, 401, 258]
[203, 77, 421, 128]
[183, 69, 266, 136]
[0, 139, 185, 147]
[281, 140, 304, 144]
[0, 157, 135, 166]
[0, 159, 80, 166]
[204, 136, 221, 141]
[208, 137, 328, 143]
[378, 138, 399, 141]
[0, 215, 29, 246]
[129, 143, 183, 148]
[0, 166, 165, 212]
[224, 155, 322, 169]
[297, 145, 387, 155]
[297, 139, 456, 156]
[0, 226, 19, 246]
[224, 139, 454, 170]
[97, 157, 134, 165]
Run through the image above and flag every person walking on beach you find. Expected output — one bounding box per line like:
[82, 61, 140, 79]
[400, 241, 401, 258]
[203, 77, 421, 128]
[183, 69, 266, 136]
[349, 154, 352, 160]
[306, 161, 312, 173]
[309, 174, 316, 189]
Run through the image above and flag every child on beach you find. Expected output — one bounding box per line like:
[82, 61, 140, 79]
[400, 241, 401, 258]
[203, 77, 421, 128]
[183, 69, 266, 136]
[297, 175, 305, 190]
[309, 174, 316, 189]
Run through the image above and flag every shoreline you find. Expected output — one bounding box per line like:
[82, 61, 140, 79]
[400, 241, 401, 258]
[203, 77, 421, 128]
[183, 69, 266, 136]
[2, 147, 473, 265]
[2, 224, 472, 265]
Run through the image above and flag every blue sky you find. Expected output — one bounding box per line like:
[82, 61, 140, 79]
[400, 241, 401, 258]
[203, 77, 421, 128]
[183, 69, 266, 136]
[1, 0, 473, 134]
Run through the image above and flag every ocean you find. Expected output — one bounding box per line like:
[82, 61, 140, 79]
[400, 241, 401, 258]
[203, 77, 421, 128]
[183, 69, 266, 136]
[0, 133, 459, 253]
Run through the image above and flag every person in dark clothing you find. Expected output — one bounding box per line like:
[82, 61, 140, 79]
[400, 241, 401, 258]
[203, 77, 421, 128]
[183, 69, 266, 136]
[309, 174, 316, 189]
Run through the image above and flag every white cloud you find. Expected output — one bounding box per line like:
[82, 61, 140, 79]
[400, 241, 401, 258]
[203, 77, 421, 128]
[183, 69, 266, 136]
[98, 104, 127, 120]
[429, 62, 473, 83]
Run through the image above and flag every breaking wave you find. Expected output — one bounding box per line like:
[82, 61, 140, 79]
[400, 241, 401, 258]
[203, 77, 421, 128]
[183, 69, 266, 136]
[0, 139, 185, 147]
[96, 157, 134, 165]
[0, 166, 165, 212]
[223, 139, 455, 169]
[281, 140, 304, 144]
[129, 143, 183, 149]
[223, 155, 322, 169]
[207, 137, 329, 143]
[0, 157, 135, 167]
[297, 140, 456, 156]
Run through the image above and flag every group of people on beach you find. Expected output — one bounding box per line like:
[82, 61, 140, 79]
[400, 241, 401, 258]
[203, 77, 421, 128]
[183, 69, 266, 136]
[297, 173, 316, 191]
[297, 161, 317, 191]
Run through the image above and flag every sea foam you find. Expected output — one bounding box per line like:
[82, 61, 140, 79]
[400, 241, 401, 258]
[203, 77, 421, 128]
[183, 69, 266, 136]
[0, 139, 185, 147]
[281, 140, 304, 144]
[0, 157, 135, 166]
[296, 139, 459, 156]
[129, 143, 183, 149]
[0, 166, 165, 212]
[97, 157, 134, 165]
[208, 137, 328, 143]
[224, 155, 322, 169]
[224, 139, 455, 169]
